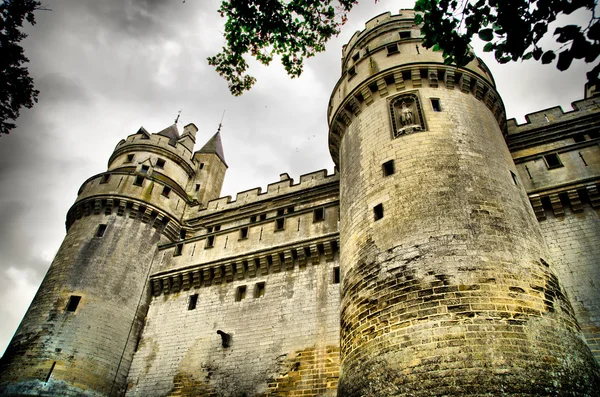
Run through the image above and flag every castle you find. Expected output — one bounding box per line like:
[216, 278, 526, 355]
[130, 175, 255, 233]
[1, 10, 599, 397]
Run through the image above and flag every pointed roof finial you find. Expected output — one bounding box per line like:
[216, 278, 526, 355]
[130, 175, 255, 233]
[175, 109, 182, 124]
[217, 110, 226, 133]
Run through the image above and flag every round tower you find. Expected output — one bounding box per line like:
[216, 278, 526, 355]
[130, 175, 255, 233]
[328, 10, 600, 396]
[0, 123, 212, 396]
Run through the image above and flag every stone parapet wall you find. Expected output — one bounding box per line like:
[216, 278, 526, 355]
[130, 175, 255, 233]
[188, 169, 338, 217]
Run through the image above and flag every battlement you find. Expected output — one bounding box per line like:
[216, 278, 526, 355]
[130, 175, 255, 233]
[194, 169, 339, 215]
[507, 97, 600, 135]
[108, 126, 198, 173]
[342, 10, 416, 61]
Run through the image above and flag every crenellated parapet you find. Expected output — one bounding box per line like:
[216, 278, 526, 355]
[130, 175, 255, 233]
[149, 235, 339, 296]
[109, 126, 197, 176]
[188, 169, 338, 217]
[507, 97, 600, 136]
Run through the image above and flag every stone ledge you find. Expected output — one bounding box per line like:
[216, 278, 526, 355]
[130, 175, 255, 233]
[149, 237, 339, 296]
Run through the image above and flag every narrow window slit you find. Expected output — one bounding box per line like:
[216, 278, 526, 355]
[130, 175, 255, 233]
[314, 208, 325, 222]
[382, 160, 395, 176]
[374, 204, 384, 221]
[333, 267, 340, 284]
[188, 294, 198, 310]
[66, 295, 81, 312]
[254, 282, 265, 298]
[174, 243, 183, 256]
[236, 286, 246, 301]
[96, 224, 107, 238]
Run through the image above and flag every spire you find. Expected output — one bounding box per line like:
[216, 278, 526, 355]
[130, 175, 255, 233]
[198, 131, 226, 166]
[156, 124, 180, 146]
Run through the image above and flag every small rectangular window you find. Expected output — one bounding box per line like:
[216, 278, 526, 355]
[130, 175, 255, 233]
[156, 158, 166, 168]
[174, 243, 183, 256]
[205, 235, 215, 248]
[286, 206, 294, 214]
[277, 209, 285, 216]
[431, 98, 441, 112]
[275, 218, 285, 231]
[161, 186, 171, 197]
[126, 154, 135, 163]
[240, 227, 248, 239]
[254, 282, 265, 298]
[333, 267, 340, 284]
[207, 226, 213, 233]
[236, 286, 246, 301]
[374, 203, 384, 221]
[96, 224, 107, 238]
[199, 163, 205, 169]
[134, 176, 144, 186]
[313, 208, 325, 222]
[572, 134, 586, 143]
[399, 31, 411, 39]
[195, 184, 200, 191]
[141, 165, 150, 174]
[589, 131, 599, 139]
[348, 66, 356, 78]
[180, 229, 187, 239]
[188, 294, 198, 310]
[66, 295, 81, 312]
[387, 44, 399, 55]
[543, 153, 563, 169]
[100, 174, 110, 184]
[214, 225, 221, 232]
[260, 214, 267, 221]
[352, 52, 360, 62]
[250, 215, 257, 223]
[382, 160, 395, 176]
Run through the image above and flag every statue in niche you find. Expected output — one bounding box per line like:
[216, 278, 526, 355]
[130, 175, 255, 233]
[399, 101, 414, 126]
[391, 95, 423, 138]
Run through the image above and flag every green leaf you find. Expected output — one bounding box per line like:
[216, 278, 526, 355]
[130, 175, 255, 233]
[478, 28, 494, 42]
[523, 52, 533, 60]
[414, 14, 423, 25]
[483, 42, 494, 52]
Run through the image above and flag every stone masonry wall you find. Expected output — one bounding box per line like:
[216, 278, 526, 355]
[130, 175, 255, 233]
[335, 81, 600, 395]
[126, 255, 340, 397]
[539, 205, 600, 363]
[0, 211, 169, 397]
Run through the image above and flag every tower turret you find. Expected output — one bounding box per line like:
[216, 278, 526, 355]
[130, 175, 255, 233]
[189, 130, 227, 208]
[329, 10, 599, 395]
[0, 123, 209, 396]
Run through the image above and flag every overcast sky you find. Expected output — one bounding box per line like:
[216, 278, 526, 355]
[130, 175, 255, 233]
[0, 0, 593, 354]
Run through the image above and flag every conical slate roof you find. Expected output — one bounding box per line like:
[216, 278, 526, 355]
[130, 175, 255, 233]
[156, 124, 180, 146]
[198, 131, 227, 166]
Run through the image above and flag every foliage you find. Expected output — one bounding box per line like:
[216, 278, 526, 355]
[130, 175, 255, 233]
[0, 0, 41, 136]
[415, 0, 600, 86]
[207, 0, 356, 96]
[210, 0, 600, 94]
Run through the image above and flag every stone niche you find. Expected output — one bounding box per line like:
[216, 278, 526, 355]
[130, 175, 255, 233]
[389, 93, 425, 138]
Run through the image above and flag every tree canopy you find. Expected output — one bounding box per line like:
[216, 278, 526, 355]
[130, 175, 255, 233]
[0, 0, 41, 136]
[415, 0, 599, 85]
[209, 0, 600, 95]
